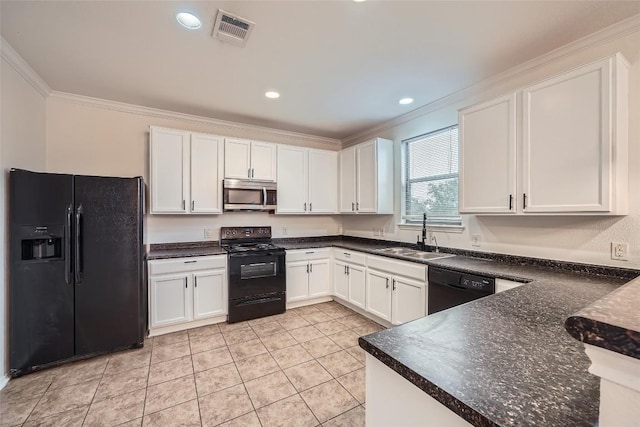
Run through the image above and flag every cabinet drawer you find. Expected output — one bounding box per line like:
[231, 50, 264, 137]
[286, 248, 331, 262]
[366, 255, 426, 282]
[149, 256, 226, 276]
[334, 249, 366, 265]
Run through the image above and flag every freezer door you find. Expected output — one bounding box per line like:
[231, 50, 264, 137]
[9, 169, 75, 375]
[74, 175, 145, 356]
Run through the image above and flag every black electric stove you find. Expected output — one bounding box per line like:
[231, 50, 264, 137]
[221, 227, 286, 323]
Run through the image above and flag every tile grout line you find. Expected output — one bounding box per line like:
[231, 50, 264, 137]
[18, 375, 55, 426]
[188, 335, 204, 427]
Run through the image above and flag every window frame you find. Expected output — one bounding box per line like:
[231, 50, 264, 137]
[401, 125, 462, 226]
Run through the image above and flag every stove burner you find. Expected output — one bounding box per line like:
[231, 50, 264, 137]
[223, 242, 281, 253]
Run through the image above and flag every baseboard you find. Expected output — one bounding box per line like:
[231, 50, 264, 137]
[0, 374, 9, 390]
[149, 315, 227, 337]
[286, 296, 333, 309]
[332, 297, 392, 328]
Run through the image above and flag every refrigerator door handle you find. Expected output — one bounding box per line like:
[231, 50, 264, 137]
[65, 204, 73, 285]
[74, 203, 84, 284]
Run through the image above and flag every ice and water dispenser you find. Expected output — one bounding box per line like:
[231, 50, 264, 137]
[19, 226, 63, 261]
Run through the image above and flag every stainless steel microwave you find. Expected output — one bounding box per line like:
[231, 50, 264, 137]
[223, 179, 277, 211]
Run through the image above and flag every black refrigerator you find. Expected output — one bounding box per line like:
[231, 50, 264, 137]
[9, 169, 146, 377]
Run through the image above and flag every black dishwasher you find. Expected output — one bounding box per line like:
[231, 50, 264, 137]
[428, 267, 495, 315]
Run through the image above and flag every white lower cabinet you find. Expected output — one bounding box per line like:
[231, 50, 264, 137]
[366, 255, 427, 325]
[285, 249, 331, 304]
[150, 274, 190, 327]
[148, 255, 227, 334]
[333, 249, 367, 309]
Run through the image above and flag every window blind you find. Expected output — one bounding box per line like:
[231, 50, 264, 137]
[402, 125, 460, 224]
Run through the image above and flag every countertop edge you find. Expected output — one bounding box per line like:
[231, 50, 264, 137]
[358, 337, 499, 427]
[565, 315, 640, 360]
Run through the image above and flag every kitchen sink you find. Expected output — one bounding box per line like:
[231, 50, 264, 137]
[375, 247, 415, 255]
[405, 251, 454, 260]
[376, 247, 454, 260]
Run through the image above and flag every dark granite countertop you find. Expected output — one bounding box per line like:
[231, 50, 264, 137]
[147, 242, 226, 260]
[565, 276, 640, 360]
[359, 271, 630, 426]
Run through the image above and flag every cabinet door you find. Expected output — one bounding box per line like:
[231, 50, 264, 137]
[277, 145, 308, 214]
[348, 264, 366, 309]
[251, 141, 277, 181]
[333, 260, 349, 300]
[308, 259, 331, 298]
[286, 261, 310, 303]
[459, 95, 517, 214]
[150, 127, 189, 213]
[193, 269, 226, 320]
[366, 270, 392, 322]
[190, 133, 224, 214]
[522, 58, 612, 213]
[392, 276, 426, 325]
[225, 139, 252, 179]
[308, 149, 338, 214]
[356, 140, 377, 213]
[339, 147, 357, 213]
[150, 273, 191, 328]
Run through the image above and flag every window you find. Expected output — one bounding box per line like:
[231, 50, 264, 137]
[402, 125, 460, 225]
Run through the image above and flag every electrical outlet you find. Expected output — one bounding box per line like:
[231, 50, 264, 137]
[379, 228, 384, 237]
[204, 228, 214, 239]
[472, 234, 481, 247]
[611, 242, 629, 261]
[282, 227, 288, 236]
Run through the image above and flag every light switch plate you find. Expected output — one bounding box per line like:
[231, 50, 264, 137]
[472, 234, 481, 247]
[204, 229, 214, 239]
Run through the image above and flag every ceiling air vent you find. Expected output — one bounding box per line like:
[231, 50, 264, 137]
[212, 9, 255, 47]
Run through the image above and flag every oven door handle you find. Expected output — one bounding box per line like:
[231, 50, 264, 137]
[262, 187, 267, 206]
[229, 252, 283, 258]
[434, 282, 491, 294]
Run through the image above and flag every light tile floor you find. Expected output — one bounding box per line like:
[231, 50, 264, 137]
[0, 301, 383, 426]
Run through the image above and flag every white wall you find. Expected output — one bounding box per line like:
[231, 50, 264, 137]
[45, 97, 342, 244]
[342, 29, 640, 268]
[0, 57, 47, 383]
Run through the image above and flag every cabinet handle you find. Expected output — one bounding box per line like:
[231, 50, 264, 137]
[309, 203, 312, 212]
[182, 200, 185, 210]
[185, 281, 187, 289]
[306, 263, 309, 273]
[304, 202, 307, 211]
[347, 265, 350, 275]
[251, 168, 255, 178]
[192, 200, 195, 210]
[523, 193, 527, 209]
[386, 278, 389, 289]
[352, 202, 355, 211]
[184, 260, 197, 264]
[392, 279, 396, 291]
[305, 251, 315, 254]
[344, 252, 350, 257]
[356, 202, 359, 211]
[310, 263, 313, 273]
[508, 194, 513, 210]
[194, 277, 197, 287]
[248, 168, 251, 178]
[344, 265, 347, 275]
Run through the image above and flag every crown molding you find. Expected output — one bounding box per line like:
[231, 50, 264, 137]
[1, 37, 51, 98]
[48, 91, 341, 146]
[342, 13, 640, 146]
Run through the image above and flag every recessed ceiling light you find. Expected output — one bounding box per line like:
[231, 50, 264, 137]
[265, 91, 280, 99]
[399, 97, 414, 105]
[353, 0, 367, 2]
[176, 12, 202, 29]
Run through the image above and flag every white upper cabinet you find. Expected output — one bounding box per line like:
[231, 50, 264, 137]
[277, 145, 337, 214]
[459, 94, 517, 214]
[224, 138, 276, 181]
[191, 133, 224, 213]
[150, 126, 223, 214]
[522, 54, 628, 214]
[339, 147, 357, 213]
[308, 149, 338, 213]
[339, 138, 393, 214]
[458, 53, 629, 215]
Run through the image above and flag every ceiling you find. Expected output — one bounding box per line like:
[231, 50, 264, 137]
[1, 1, 638, 140]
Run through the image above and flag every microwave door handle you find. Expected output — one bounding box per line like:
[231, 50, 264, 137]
[263, 187, 267, 206]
